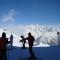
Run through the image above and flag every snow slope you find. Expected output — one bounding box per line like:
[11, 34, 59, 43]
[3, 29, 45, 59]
[0, 24, 60, 47]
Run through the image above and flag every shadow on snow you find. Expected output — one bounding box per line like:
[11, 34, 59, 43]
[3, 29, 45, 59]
[7, 45, 60, 60]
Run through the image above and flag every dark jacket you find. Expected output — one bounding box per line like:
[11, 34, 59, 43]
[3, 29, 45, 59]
[0, 37, 9, 49]
[26, 36, 35, 46]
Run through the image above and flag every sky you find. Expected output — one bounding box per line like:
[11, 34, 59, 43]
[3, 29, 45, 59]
[0, 0, 60, 26]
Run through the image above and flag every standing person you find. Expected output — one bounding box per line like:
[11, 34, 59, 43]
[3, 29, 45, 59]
[57, 31, 60, 45]
[26, 32, 36, 58]
[10, 34, 13, 50]
[20, 36, 26, 49]
[0, 32, 10, 60]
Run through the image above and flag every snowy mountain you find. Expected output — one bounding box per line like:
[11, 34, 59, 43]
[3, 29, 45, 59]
[23, 24, 60, 46]
[0, 24, 60, 47]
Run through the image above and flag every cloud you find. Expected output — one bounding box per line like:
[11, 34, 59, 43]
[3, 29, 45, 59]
[2, 9, 16, 22]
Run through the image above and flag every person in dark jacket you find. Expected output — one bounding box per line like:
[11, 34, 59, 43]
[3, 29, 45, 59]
[0, 32, 10, 60]
[26, 32, 35, 58]
[20, 36, 26, 48]
[57, 31, 60, 45]
[10, 34, 13, 50]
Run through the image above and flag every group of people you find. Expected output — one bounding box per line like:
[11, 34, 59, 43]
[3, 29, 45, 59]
[1, 31, 60, 60]
[0, 32, 36, 60]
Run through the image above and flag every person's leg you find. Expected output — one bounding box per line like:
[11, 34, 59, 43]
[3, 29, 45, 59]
[0, 49, 4, 60]
[29, 46, 35, 58]
[10, 43, 13, 50]
[3, 49, 7, 60]
[23, 42, 25, 48]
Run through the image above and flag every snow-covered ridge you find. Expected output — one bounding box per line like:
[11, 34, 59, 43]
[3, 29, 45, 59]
[0, 24, 60, 47]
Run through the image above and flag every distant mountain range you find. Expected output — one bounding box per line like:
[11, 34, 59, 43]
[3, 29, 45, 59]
[0, 24, 60, 47]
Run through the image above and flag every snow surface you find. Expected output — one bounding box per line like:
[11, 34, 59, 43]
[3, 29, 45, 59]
[7, 46, 60, 60]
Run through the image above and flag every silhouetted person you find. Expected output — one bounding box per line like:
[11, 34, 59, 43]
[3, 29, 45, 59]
[57, 31, 60, 45]
[10, 34, 13, 50]
[0, 32, 10, 60]
[26, 32, 35, 58]
[20, 36, 26, 48]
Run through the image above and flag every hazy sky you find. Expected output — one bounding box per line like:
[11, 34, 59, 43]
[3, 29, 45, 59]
[0, 0, 60, 25]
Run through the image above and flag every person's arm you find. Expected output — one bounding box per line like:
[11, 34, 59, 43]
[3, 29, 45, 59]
[19, 39, 23, 42]
[25, 37, 28, 40]
[6, 38, 10, 44]
[33, 37, 35, 41]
